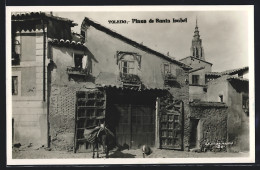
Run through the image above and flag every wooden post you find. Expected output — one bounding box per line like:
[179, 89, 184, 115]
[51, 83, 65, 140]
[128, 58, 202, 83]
[155, 97, 160, 148]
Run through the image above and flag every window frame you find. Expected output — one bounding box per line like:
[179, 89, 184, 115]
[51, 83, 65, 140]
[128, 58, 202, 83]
[164, 63, 171, 74]
[120, 60, 135, 74]
[219, 95, 224, 102]
[242, 94, 249, 110]
[117, 51, 141, 75]
[12, 76, 18, 96]
[12, 71, 21, 97]
[192, 75, 200, 85]
[73, 53, 83, 69]
[12, 34, 21, 65]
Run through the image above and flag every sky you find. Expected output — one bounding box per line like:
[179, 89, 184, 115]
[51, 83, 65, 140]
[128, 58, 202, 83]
[54, 11, 249, 72]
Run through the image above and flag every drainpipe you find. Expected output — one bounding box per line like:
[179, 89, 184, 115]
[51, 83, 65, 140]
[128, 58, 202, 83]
[42, 20, 46, 102]
[41, 19, 48, 147]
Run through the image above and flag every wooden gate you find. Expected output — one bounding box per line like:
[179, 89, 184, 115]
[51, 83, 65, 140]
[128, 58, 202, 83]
[74, 91, 106, 153]
[159, 100, 183, 150]
[114, 104, 155, 149]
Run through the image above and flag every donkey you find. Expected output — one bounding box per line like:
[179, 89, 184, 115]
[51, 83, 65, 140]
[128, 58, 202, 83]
[84, 124, 114, 158]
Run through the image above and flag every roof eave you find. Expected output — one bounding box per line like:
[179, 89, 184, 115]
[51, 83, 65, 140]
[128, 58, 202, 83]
[179, 56, 213, 65]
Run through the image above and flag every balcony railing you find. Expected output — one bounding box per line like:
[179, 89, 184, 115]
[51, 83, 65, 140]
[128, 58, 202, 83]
[67, 67, 88, 76]
[164, 73, 177, 82]
[119, 72, 142, 86]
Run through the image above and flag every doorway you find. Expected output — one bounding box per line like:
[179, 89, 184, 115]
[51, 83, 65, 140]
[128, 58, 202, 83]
[112, 104, 155, 149]
[190, 119, 201, 148]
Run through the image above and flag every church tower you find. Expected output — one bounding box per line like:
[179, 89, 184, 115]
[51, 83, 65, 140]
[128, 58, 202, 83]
[190, 18, 205, 60]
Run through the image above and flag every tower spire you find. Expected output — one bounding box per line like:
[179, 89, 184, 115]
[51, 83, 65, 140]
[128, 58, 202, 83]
[196, 16, 198, 28]
[190, 17, 205, 60]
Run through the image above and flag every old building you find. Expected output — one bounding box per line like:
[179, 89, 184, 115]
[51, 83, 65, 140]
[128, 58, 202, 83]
[11, 12, 78, 146]
[11, 13, 230, 153]
[48, 17, 193, 152]
[179, 19, 249, 151]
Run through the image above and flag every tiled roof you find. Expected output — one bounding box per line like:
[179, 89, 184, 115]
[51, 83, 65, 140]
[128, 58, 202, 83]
[71, 32, 84, 42]
[221, 66, 249, 75]
[189, 101, 227, 108]
[12, 12, 77, 26]
[205, 66, 249, 77]
[205, 72, 222, 77]
[82, 17, 192, 70]
[227, 76, 249, 82]
[207, 75, 249, 85]
[48, 38, 86, 49]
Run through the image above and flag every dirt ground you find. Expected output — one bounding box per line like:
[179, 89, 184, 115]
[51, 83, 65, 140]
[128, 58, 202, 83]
[12, 147, 249, 159]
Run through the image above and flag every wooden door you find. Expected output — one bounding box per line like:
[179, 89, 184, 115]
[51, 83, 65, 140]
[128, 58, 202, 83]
[114, 104, 155, 149]
[74, 91, 106, 153]
[131, 105, 155, 149]
[114, 104, 131, 148]
[160, 100, 183, 150]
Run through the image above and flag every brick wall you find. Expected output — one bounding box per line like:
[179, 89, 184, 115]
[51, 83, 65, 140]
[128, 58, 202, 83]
[49, 83, 96, 151]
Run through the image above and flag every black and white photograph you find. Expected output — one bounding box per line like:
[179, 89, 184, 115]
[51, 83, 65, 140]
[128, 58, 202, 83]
[6, 6, 255, 165]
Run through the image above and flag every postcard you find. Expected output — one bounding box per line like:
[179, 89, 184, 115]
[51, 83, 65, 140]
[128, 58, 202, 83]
[6, 5, 255, 165]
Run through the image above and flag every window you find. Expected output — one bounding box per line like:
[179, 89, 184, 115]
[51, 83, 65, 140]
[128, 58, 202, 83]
[219, 95, 223, 102]
[14, 39, 21, 55]
[12, 76, 18, 95]
[117, 52, 142, 86]
[74, 54, 83, 69]
[242, 96, 249, 109]
[67, 54, 88, 79]
[164, 64, 170, 74]
[12, 35, 21, 65]
[121, 60, 135, 74]
[117, 52, 141, 75]
[192, 75, 199, 85]
[242, 94, 249, 115]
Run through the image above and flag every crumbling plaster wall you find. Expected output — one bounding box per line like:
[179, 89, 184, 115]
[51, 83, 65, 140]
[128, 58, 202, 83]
[227, 82, 249, 151]
[48, 46, 96, 151]
[189, 106, 228, 146]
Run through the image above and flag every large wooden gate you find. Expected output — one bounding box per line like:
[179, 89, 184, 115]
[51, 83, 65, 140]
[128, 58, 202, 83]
[74, 91, 106, 153]
[159, 100, 183, 150]
[114, 104, 155, 149]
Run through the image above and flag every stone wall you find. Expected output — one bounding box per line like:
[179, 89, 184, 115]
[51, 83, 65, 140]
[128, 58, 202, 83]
[189, 104, 228, 148]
